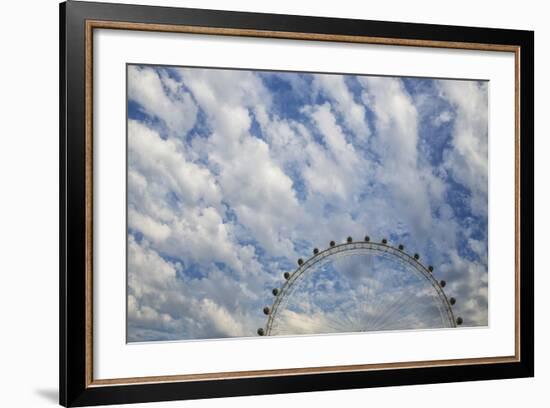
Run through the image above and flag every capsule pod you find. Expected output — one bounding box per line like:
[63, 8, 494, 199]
[257, 328, 265, 336]
[398, 244, 404, 250]
[364, 235, 370, 242]
[440, 280, 446, 288]
[456, 317, 463, 325]
[263, 306, 270, 315]
[428, 265, 434, 272]
[313, 248, 319, 255]
[272, 288, 279, 296]
[347, 236, 353, 243]
[297, 258, 304, 266]
[382, 238, 388, 244]
[330, 240, 336, 247]
[450, 297, 456, 305]
[414, 253, 420, 260]
[283, 272, 290, 280]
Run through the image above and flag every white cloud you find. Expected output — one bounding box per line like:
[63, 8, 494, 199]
[301, 102, 364, 200]
[174, 68, 304, 259]
[359, 77, 418, 165]
[433, 110, 454, 127]
[128, 120, 221, 206]
[127, 235, 262, 341]
[128, 119, 252, 273]
[438, 248, 488, 326]
[313, 74, 370, 141]
[128, 65, 198, 137]
[437, 80, 488, 216]
[358, 76, 440, 240]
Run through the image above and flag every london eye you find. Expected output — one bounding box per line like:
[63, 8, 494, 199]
[257, 235, 462, 337]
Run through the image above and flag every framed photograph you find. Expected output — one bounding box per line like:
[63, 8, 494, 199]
[60, 1, 534, 406]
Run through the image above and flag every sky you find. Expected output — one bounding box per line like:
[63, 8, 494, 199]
[126, 64, 489, 342]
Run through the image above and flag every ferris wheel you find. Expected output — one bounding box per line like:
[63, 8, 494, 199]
[257, 235, 462, 337]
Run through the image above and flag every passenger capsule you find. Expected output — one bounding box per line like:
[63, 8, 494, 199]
[428, 265, 434, 272]
[330, 240, 336, 247]
[450, 297, 456, 305]
[272, 288, 279, 296]
[398, 244, 404, 250]
[414, 253, 420, 260]
[364, 235, 370, 242]
[440, 280, 446, 288]
[456, 317, 463, 325]
[263, 307, 270, 315]
[382, 238, 388, 244]
[297, 258, 304, 266]
[347, 236, 353, 243]
[313, 248, 319, 255]
[257, 328, 265, 336]
[284, 272, 290, 280]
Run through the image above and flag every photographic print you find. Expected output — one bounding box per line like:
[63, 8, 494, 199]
[126, 64, 488, 342]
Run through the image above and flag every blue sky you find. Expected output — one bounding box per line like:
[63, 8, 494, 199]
[126, 64, 488, 342]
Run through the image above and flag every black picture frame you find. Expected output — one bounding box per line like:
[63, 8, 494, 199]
[60, 1, 534, 406]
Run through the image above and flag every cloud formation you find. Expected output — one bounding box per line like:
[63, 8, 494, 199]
[126, 65, 488, 342]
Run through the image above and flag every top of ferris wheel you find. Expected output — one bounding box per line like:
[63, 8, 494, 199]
[256, 235, 462, 337]
[297, 235, 431, 271]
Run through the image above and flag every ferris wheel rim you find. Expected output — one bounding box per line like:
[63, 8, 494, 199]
[258, 237, 461, 337]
